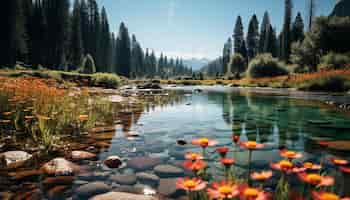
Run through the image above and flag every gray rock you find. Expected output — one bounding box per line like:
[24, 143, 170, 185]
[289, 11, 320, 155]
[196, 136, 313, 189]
[110, 174, 137, 185]
[136, 172, 160, 186]
[127, 157, 162, 171]
[153, 165, 183, 178]
[74, 182, 111, 200]
[157, 178, 185, 198]
[90, 192, 158, 200]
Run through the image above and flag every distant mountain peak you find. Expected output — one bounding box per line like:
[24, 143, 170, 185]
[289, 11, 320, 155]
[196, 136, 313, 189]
[182, 58, 211, 70]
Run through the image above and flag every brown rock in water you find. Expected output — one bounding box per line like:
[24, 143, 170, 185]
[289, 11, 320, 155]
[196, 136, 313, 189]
[8, 169, 41, 181]
[90, 192, 158, 200]
[104, 156, 123, 169]
[41, 158, 80, 176]
[0, 151, 33, 169]
[90, 126, 116, 133]
[127, 157, 162, 171]
[71, 151, 97, 161]
[47, 185, 69, 199]
[42, 176, 75, 188]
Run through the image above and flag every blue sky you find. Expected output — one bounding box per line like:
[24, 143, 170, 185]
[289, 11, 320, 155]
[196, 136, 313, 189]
[95, 0, 335, 59]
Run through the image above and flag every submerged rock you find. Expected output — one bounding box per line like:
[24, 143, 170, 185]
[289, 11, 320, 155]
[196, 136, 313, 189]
[41, 158, 80, 176]
[136, 172, 160, 186]
[42, 176, 75, 187]
[0, 151, 32, 169]
[157, 178, 185, 197]
[90, 192, 158, 200]
[110, 173, 137, 185]
[153, 165, 184, 178]
[71, 151, 97, 161]
[74, 182, 111, 200]
[127, 157, 162, 171]
[8, 169, 41, 180]
[104, 156, 123, 169]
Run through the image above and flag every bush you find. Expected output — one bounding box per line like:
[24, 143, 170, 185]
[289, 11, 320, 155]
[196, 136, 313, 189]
[298, 76, 349, 92]
[91, 73, 121, 88]
[79, 54, 96, 74]
[228, 53, 246, 75]
[247, 54, 289, 78]
[318, 52, 350, 70]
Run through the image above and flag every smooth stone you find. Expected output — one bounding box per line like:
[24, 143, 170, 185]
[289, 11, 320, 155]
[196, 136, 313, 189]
[47, 185, 69, 199]
[42, 176, 75, 187]
[90, 126, 116, 133]
[153, 165, 184, 178]
[136, 172, 160, 186]
[8, 169, 41, 180]
[104, 156, 123, 168]
[41, 158, 80, 176]
[127, 157, 162, 171]
[71, 151, 97, 161]
[168, 149, 185, 160]
[157, 178, 186, 197]
[74, 182, 111, 200]
[110, 174, 137, 185]
[90, 192, 158, 200]
[0, 151, 32, 169]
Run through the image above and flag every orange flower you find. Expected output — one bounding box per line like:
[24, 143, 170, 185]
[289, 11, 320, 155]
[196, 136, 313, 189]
[183, 160, 206, 172]
[240, 141, 265, 150]
[207, 181, 239, 199]
[192, 138, 218, 148]
[330, 158, 348, 166]
[279, 150, 302, 160]
[79, 115, 89, 122]
[298, 173, 334, 187]
[185, 152, 203, 161]
[303, 162, 322, 170]
[176, 177, 207, 192]
[216, 147, 229, 158]
[339, 166, 350, 173]
[270, 160, 306, 174]
[311, 191, 350, 200]
[220, 158, 235, 168]
[239, 185, 271, 200]
[251, 170, 273, 181]
[232, 135, 240, 144]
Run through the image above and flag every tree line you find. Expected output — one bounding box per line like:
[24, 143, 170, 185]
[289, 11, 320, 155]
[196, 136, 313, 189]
[221, 0, 305, 76]
[0, 0, 192, 78]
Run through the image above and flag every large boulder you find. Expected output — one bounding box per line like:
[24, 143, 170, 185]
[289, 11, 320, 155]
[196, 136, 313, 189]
[0, 151, 32, 169]
[330, 0, 350, 17]
[41, 158, 80, 176]
[90, 192, 158, 200]
[74, 182, 111, 200]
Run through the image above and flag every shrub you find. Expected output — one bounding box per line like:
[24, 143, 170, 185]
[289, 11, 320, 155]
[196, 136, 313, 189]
[318, 52, 350, 70]
[247, 54, 289, 78]
[297, 76, 349, 92]
[79, 54, 96, 74]
[91, 73, 121, 88]
[228, 53, 246, 75]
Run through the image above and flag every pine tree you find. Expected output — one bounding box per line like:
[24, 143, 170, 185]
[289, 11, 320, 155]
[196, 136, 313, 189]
[115, 22, 131, 77]
[259, 11, 271, 53]
[131, 35, 144, 78]
[307, 0, 315, 31]
[223, 38, 232, 74]
[80, 0, 89, 54]
[281, 0, 292, 62]
[233, 16, 245, 57]
[70, 0, 84, 69]
[266, 25, 278, 57]
[246, 14, 259, 60]
[110, 33, 116, 73]
[99, 7, 111, 72]
[291, 12, 304, 42]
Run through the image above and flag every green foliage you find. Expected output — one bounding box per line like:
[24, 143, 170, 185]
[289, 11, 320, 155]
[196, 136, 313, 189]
[246, 15, 260, 59]
[247, 54, 289, 78]
[80, 54, 96, 74]
[91, 73, 121, 88]
[290, 37, 319, 72]
[228, 53, 246, 75]
[298, 76, 349, 92]
[318, 52, 350, 70]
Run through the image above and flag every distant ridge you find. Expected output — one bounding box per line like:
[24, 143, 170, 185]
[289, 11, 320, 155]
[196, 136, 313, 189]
[182, 58, 211, 71]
